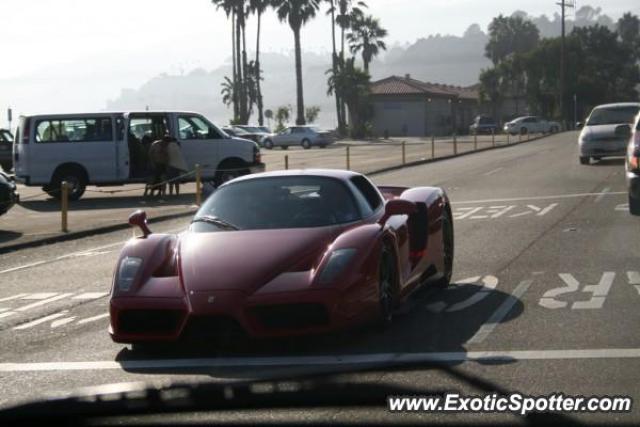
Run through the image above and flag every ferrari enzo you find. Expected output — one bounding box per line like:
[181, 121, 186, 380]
[109, 169, 454, 344]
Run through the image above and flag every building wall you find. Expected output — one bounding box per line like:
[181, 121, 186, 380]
[371, 96, 426, 137]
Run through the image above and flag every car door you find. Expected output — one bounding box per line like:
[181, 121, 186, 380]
[176, 113, 220, 180]
[275, 128, 293, 146]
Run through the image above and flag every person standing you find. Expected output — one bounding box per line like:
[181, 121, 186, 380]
[165, 136, 188, 196]
[146, 135, 170, 197]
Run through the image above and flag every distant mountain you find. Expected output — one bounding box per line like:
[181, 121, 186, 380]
[105, 5, 621, 128]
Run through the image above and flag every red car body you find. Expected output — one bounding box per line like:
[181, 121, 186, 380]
[109, 169, 453, 343]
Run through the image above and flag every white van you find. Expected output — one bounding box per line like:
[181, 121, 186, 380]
[13, 111, 264, 200]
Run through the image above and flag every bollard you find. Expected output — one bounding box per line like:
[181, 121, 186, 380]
[195, 164, 202, 206]
[431, 135, 435, 159]
[453, 133, 458, 156]
[61, 181, 68, 232]
[401, 141, 406, 165]
[473, 131, 478, 151]
[346, 146, 351, 170]
[492, 129, 495, 147]
[284, 155, 289, 170]
[507, 132, 510, 145]
[518, 132, 522, 143]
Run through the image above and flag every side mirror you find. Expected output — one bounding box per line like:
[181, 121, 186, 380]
[378, 199, 418, 225]
[615, 124, 632, 139]
[576, 121, 583, 130]
[129, 210, 151, 237]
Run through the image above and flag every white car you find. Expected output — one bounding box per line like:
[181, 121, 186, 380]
[261, 126, 336, 150]
[503, 116, 561, 135]
[578, 102, 640, 165]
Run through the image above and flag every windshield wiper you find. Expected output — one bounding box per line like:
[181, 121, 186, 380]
[191, 215, 239, 230]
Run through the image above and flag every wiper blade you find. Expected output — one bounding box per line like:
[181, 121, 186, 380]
[191, 215, 239, 230]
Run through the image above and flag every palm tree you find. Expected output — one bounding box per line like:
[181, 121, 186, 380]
[336, 0, 366, 60]
[327, 57, 370, 138]
[347, 14, 387, 73]
[249, 0, 270, 126]
[272, 0, 321, 125]
[220, 76, 235, 108]
[212, 0, 240, 121]
[326, 0, 345, 134]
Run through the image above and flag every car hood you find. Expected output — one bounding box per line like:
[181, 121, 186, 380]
[178, 226, 344, 294]
[582, 124, 626, 141]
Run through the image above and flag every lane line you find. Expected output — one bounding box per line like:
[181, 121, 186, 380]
[15, 293, 73, 312]
[0, 293, 28, 303]
[594, 187, 610, 203]
[0, 261, 46, 274]
[50, 317, 76, 328]
[467, 279, 533, 344]
[13, 311, 69, 331]
[72, 292, 109, 300]
[77, 313, 109, 325]
[4, 348, 640, 372]
[22, 293, 58, 300]
[452, 191, 626, 205]
[483, 167, 503, 176]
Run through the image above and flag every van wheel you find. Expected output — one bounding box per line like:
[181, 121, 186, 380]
[301, 139, 311, 149]
[579, 156, 590, 165]
[629, 195, 640, 216]
[214, 162, 248, 187]
[49, 168, 87, 201]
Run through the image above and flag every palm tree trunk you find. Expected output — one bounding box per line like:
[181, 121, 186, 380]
[330, 1, 343, 134]
[235, 9, 245, 124]
[231, 10, 239, 121]
[340, 25, 348, 127]
[241, 13, 249, 124]
[256, 11, 264, 126]
[293, 26, 306, 125]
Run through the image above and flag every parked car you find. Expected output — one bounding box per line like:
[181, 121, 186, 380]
[469, 116, 499, 135]
[0, 128, 13, 172]
[262, 126, 336, 150]
[233, 125, 271, 145]
[578, 102, 640, 165]
[0, 171, 18, 216]
[503, 116, 561, 135]
[13, 111, 264, 201]
[624, 112, 640, 215]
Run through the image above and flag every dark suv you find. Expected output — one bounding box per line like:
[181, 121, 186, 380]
[469, 116, 498, 135]
[0, 128, 13, 172]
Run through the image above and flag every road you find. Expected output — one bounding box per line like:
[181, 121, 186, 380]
[0, 131, 638, 424]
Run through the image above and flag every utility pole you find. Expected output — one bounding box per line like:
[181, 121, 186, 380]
[557, 0, 574, 130]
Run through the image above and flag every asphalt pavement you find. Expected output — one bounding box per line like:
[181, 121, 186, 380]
[0, 131, 638, 424]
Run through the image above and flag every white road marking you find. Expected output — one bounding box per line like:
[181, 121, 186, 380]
[50, 317, 77, 328]
[13, 311, 69, 330]
[0, 312, 16, 319]
[446, 276, 498, 312]
[627, 271, 640, 295]
[483, 167, 503, 176]
[72, 292, 109, 300]
[452, 191, 626, 205]
[5, 348, 640, 372]
[15, 293, 73, 312]
[467, 279, 533, 344]
[0, 261, 46, 274]
[594, 187, 610, 203]
[21, 293, 58, 300]
[76, 313, 109, 325]
[539, 273, 580, 309]
[571, 272, 615, 309]
[453, 207, 483, 220]
[0, 293, 28, 303]
[616, 203, 629, 211]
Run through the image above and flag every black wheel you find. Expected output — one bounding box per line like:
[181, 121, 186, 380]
[377, 245, 396, 326]
[629, 195, 640, 216]
[49, 168, 87, 201]
[301, 139, 311, 149]
[215, 167, 246, 187]
[0, 162, 11, 173]
[264, 139, 274, 150]
[435, 207, 454, 288]
[579, 156, 590, 165]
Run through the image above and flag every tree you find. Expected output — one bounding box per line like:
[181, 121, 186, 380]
[485, 14, 540, 65]
[347, 14, 387, 72]
[617, 12, 640, 60]
[275, 105, 291, 132]
[272, 0, 321, 125]
[305, 106, 321, 123]
[249, 0, 271, 126]
[220, 76, 235, 108]
[212, 0, 241, 121]
[326, 0, 346, 134]
[327, 57, 371, 138]
[478, 68, 504, 121]
[336, 0, 367, 60]
[264, 108, 274, 128]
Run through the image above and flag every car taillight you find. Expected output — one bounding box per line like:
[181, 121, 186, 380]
[629, 139, 640, 171]
[254, 146, 261, 164]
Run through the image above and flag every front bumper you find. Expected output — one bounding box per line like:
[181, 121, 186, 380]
[626, 170, 640, 199]
[579, 140, 627, 157]
[109, 286, 367, 343]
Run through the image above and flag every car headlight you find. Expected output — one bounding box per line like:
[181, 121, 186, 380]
[116, 256, 143, 291]
[317, 248, 357, 285]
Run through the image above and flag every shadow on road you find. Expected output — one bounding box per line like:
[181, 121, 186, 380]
[19, 193, 196, 212]
[591, 158, 625, 166]
[114, 278, 523, 378]
[0, 229, 23, 244]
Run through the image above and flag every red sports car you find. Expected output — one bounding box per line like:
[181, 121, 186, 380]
[109, 169, 454, 344]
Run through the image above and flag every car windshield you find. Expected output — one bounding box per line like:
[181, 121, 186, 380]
[194, 176, 360, 230]
[586, 106, 640, 126]
[0, 130, 13, 142]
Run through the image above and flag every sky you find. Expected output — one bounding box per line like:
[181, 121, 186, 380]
[0, 0, 637, 126]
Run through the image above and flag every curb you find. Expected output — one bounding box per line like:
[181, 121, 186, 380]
[366, 133, 551, 176]
[0, 209, 195, 255]
[0, 132, 557, 254]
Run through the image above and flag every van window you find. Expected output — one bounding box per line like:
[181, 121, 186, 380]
[35, 117, 113, 143]
[178, 115, 221, 140]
